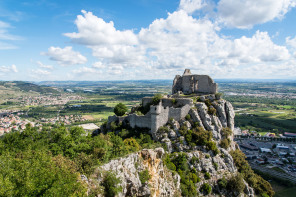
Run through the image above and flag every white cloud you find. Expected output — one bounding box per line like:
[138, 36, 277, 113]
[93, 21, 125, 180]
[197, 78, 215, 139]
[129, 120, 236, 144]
[64, 10, 138, 46]
[228, 31, 290, 63]
[61, 7, 294, 79]
[179, 0, 206, 14]
[286, 36, 296, 48]
[11, 64, 18, 72]
[72, 66, 101, 74]
[65, 10, 145, 68]
[92, 61, 105, 69]
[31, 69, 51, 75]
[0, 21, 22, 50]
[42, 46, 87, 66]
[0, 64, 18, 73]
[217, 0, 296, 28]
[36, 61, 53, 70]
[139, 11, 289, 71]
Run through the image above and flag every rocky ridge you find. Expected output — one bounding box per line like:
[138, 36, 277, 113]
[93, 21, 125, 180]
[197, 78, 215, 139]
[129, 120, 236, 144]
[86, 94, 260, 197]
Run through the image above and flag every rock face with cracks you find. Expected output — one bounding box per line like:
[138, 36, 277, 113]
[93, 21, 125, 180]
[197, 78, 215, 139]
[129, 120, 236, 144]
[92, 148, 181, 197]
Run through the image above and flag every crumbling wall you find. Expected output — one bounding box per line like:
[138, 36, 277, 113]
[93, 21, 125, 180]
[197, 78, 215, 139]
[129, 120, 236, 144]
[129, 113, 151, 129]
[172, 69, 217, 95]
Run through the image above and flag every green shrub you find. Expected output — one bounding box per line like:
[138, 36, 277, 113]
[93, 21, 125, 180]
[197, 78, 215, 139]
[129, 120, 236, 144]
[123, 138, 141, 152]
[206, 141, 219, 155]
[230, 150, 274, 197]
[158, 126, 169, 133]
[114, 103, 128, 116]
[152, 93, 162, 105]
[110, 121, 118, 131]
[190, 156, 199, 164]
[172, 98, 177, 105]
[218, 176, 227, 189]
[178, 125, 188, 136]
[200, 183, 212, 195]
[221, 127, 232, 138]
[213, 162, 218, 170]
[261, 193, 270, 197]
[101, 171, 122, 197]
[164, 154, 176, 171]
[205, 154, 210, 159]
[204, 172, 211, 179]
[139, 169, 151, 184]
[180, 172, 198, 197]
[189, 172, 200, 183]
[215, 92, 223, 100]
[220, 138, 230, 149]
[227, 174, 245, 194]
[171, 153, 188, 171]
[185, 114, 191, 121]
[208, 107, 217, 115]
[205, 99, 212, 107]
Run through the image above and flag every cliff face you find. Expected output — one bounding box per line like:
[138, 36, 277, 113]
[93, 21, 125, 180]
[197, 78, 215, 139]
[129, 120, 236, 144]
[92, 148, 181, 197]
[90, 96, 257, 197]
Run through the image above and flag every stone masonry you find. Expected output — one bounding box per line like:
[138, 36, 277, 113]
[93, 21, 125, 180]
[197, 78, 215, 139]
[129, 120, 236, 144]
[172, 69, 217, 95]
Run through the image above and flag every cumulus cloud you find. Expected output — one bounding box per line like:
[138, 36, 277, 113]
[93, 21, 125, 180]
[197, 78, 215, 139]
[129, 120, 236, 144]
[0, 64, 18, 73]
[286, 36, 296, 48]
[62, 6, 294, 79]
[72, 66, 101, 75]
[139, 11, 289, 71]
[92, 61, 105, 69]
[42, 46, 87, 66]
[179, 0, 206, 14]
[36, 61, 53, 70]
[65, 10, 145, 69]
[228, 31, 290, 62]
[31, 69, 51, 75]
[64, 10, 138, 46]
[217, 0, 296, 28]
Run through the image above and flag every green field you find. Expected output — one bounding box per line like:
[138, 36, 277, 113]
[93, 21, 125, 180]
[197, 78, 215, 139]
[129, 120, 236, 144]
[233, 102, 296, 133]
[275, 187, 296, 197]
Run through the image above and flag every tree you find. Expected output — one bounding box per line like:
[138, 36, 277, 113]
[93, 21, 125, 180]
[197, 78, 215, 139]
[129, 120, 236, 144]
[200, 183, 212, 195]
[152, 93, 162, 105]
[114, 103, 128, 116]
[101, 171, 122, 197]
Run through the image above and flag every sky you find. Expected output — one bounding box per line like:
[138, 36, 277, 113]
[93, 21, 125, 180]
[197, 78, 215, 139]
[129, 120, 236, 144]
[1, 0, 296, 81]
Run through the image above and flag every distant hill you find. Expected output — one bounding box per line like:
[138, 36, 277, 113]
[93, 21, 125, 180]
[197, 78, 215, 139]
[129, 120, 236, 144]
[0, 81, 61, 94]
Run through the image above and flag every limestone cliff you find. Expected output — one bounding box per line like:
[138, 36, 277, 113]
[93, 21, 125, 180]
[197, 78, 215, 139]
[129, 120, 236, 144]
[88, 94, 259, 197]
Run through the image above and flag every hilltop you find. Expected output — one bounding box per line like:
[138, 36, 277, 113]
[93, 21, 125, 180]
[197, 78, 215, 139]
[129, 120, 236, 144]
[87, 70, 274, 197]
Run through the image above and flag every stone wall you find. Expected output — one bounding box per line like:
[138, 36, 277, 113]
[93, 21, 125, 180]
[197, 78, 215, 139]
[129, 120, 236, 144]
[128, 113, 151, 129]
[172, 69, 217, 95]
[128, 102, 193, 139]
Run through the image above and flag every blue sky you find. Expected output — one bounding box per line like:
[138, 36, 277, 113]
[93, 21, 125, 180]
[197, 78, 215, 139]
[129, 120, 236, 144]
[1, 0, 296, 81]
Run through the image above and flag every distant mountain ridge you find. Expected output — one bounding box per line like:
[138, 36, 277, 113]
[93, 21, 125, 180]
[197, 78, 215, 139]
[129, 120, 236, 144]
[0, 81, 60, 94]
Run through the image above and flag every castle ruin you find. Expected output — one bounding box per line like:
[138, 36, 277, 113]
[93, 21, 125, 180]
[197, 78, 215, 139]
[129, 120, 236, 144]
[172, 69, 217, 95]
[107, 69, 225, 140]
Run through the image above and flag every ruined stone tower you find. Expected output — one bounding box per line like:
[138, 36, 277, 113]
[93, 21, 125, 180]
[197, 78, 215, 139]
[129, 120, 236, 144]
[172, 69, 217, 95]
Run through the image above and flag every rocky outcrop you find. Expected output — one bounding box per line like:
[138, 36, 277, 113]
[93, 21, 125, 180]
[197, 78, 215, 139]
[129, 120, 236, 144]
[188, 108, 205, 129]
[172, 69, 217, 95]
[91, 148, 181, 197]
[225, 101, 235, 131]
[212, 99, 227, 128]
[196, 103, 215, 132]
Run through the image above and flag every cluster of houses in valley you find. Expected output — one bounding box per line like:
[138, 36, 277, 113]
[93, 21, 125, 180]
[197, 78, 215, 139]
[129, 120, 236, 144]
[0, 113, 34, 136]
[39, 115, 86, 125]
[17, 94, 85, 106]
[0, 112, 88, 136]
